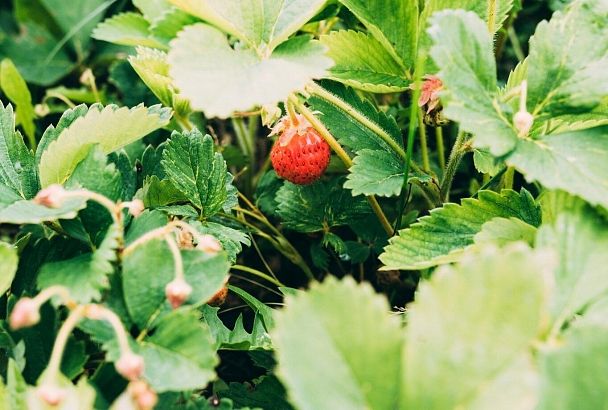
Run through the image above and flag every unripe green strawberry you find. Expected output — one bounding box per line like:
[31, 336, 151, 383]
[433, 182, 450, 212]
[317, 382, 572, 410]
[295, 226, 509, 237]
[270, 114, 331, 185]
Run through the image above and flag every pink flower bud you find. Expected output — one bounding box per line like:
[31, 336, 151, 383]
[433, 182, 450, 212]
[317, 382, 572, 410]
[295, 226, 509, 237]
[513, 110, 534, 136]
[165, 278, 192, 309]
[413, 75, 443, 114]
[196, 235, 222, 254]
[177, 230, 195, 249]
[10, 298, 40, 330]
[37, 384, 66, 406]
[115, 351, 145, 381]
[33, 184, 68, 208]
[124, 200, 145, 217]
[128, 380, 158, 410]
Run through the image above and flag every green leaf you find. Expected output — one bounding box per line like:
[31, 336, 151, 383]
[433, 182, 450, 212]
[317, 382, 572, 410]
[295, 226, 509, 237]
[123, 238, 230, 328]
[273, 276, 403, 410]
[337, 0, 417, 70]
[201, 305, 272, 350]
[429, 10, 518, 156]
[320, 30, 409, 93]
[168, 25, 332, 118]
[0, 101, 38, 199]
[537, 323, 608, 410]
[405, 244, 550, 409]
[168, 0, 327, 52]
[473, 217, 537, 246]
[527, 0, 608, 117]
[344, 149, 404, 197]
[228, 285, 275, 330]
[38, 103, 171, 187]
[37, 224, 119, 303]
[161, 129, 236, 217]
[139, 309, 217, 392]
[149, 7, 200, 44]
[0, 59, 35, 144]
[307, 82, 402, 154]
[142, 175, 188, 208]
[0, 195, 87, 225]
[134, 0, 173, 22]
[276, 178, 372, 233]
[507, 126, 608, 209]
[380, 189, 541, 270]
[536, 197, 608, 326]
[0, 242, 18, 295]
[3, 359, 27, 410]
[92, 12, 167, 49]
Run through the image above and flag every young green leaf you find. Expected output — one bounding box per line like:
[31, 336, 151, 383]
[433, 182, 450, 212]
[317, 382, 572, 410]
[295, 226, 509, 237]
[344, 149, 404, 197]
[0, 59, 35, 145]
[527, 0, 608, 117]
[337, 0, 418, 70]
[0, 242, 18, 295]
[536, 196, 608, 326]
[92, 12, 167, 49]
[405, 244, 551, 409]
[37, 224, 120, 303]
[507, 126, 608, 209]
[0, 102, 38, 199]
[380, 189, 541, 270]
[429, 10, 518, 156]
[276, 178, 372, 233]
[168, 0, 327, 52]
[537, 324, 608, 409]
[320, 30, 409, 93]
[168, 25, 332, 118]
[139, 309, 218, 392]
[273, 276, 404, 410]
[38, 103, 171, 187]
[161, 129, 237, 217]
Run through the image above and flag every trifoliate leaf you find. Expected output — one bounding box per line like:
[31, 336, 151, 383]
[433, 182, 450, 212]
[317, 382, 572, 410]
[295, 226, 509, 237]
[276, 178, 372, 233]
[527, 0, 608, 117]
[38, 103, 171, 187]
[168, 0, 327, 52]
[92, 12, 167, 49]
[139, 309, 217, 392]
[168, 25, 332, 118]
[320, 30, 409, 93]
[380, 189, 541, 270]
[201, 305, 272, 350]
[405, 244, 550, 409]
[507, 126, 608, 209]
[536, 196, 608, 325]
[273, 276, 404, 410]
[37, 224, 120, 303]
[122, 238, 230, 328]
[0, 101, 38, 199]
[161, 129, 236, 217]
[337, 0, 418, 69]
[0, 242, 18, 295]
[429, 10, 518, 156]
[0, 59, 35, 145]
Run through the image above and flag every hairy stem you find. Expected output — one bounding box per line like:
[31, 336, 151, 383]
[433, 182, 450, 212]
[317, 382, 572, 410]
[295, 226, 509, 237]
[435, 126, 446, 170]
[440, 131, 469, 201]
[418, 109, 430, 172]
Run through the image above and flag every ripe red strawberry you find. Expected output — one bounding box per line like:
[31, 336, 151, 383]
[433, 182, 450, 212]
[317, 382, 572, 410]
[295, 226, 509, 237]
[270, 114, 331, 185]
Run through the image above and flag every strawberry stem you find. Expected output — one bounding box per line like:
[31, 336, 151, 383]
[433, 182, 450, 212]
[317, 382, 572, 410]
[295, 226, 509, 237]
[286, 99, 299, 126]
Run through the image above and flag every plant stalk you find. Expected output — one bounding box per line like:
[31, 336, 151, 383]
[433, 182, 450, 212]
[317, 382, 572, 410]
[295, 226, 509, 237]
[439, 131, 469, 201]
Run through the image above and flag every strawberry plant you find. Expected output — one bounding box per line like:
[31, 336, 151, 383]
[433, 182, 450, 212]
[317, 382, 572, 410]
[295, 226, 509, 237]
[0, 0, 607, 408]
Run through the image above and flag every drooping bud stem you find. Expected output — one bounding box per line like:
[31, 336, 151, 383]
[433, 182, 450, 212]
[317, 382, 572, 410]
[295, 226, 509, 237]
[164, 236, 191, 309]
[85, 304, 144, 380]
[10, 286, 73, 330]
[120, 200, 145, 218]
[285, 98, 299, 126]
